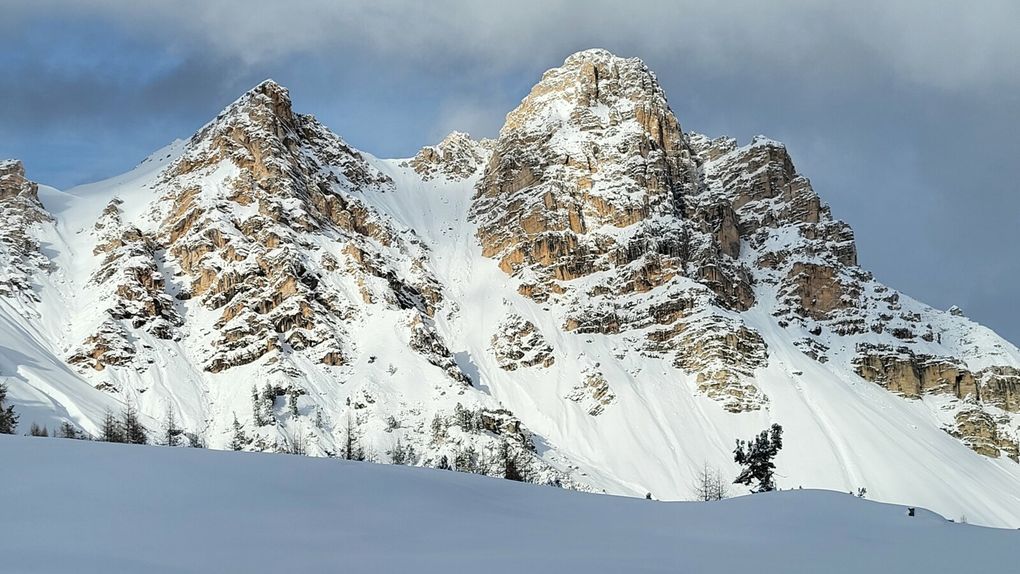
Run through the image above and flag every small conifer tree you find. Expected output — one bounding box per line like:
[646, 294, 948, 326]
[100, 409, 125, 443]
[230, 415, 249, 451]
[121, 403, 148, 445]
[733, 423, 784, 493]
[0, 381, 19, 434]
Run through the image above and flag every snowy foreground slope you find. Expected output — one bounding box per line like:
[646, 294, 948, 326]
[3, 49, 1020, 527]
[1, 435, 1014, 574]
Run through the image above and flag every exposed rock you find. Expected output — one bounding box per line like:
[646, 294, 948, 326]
[950, 409, 1019, 462]
[567, 371, 615, 416]
[471, 50, 769, 411]
[0, 160, 53, 305]
[664, 316, 769, 413]
[783, 263, 854, 321]
[977, 366, 1020, 413]
[491, 314, 556, 370]
[854, 344, 1020, 460]
[853, 344, 978, 400]
[403, 132, 492, 180]
[68, 321, 138, 371]
[473, 49, 701, 293]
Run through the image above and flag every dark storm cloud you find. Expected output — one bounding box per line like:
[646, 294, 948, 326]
[1, 1, 1017, 343]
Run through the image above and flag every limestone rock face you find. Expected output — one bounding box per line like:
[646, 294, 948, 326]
[853, 344, 1020, 458]
[73, 80, 448, 375]
[853, 344, 978, 400]
[9, 51, 1020, 520]
[57, 80, 581, 490]
[474, 49, 699, 290]
[567, 370, 615, 416]
[0, 160, 53, 305]
[951, 409, 1019, 462]
[404, 132, 492, 181]
[470, 49, 771, 410]
[491, 314, 555, 371]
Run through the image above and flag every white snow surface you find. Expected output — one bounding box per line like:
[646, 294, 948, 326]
[2, 435, 1015, 574]
[3, 68, 1020, 529]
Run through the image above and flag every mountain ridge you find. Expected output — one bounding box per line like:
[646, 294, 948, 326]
[3, 49, 1020, 526]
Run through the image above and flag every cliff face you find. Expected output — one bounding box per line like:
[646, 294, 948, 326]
[50, 81, 583, 488]
[4, 49, 1020, 526]
[0, 160, 53, 306]
[472, 49, 1019, 455]
[472, 49, 769, 412]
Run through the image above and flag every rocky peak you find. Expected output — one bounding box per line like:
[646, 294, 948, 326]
[473, 48, 698, 285]
[72, 80, 455, 384]
[1, 160, 35, 199]
[0, 159, 53, 305]
[472, 50, 766, 411]
[211, 79, 297, 132]
[404, 132, 492, 180]
[501, 48, 686, 152]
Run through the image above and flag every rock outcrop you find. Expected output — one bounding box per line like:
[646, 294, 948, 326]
[404, 132, 491, 181]
[491, 314, 555, 371]
[59, 80, 581, 490]
[7, 50, 1020, 517]
[567, 370, 615, 416]
[0, 160, 53, 305]
[471, 49, 770, 410]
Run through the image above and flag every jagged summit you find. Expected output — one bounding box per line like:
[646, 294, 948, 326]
[4, 51, 1020, 527]
[563, 47, 623, 62]
[403, 131, 492, 180]
[0, 158, 24, 172]
[214, 78, 294, 122]
[503, 48, 682, 147]
[0, 158, 52, 304]
[0, 159, 33, 196]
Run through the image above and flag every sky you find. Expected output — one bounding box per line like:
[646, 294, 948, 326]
[1, 1, 1017, 344]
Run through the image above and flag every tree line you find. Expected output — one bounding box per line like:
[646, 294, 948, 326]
[1, 382, 203, 447]
[4, 379, 799, 499]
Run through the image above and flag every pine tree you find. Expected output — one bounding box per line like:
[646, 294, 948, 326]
[251, 385, 266, 427]
[288, 390, 299, 417]
[453, 403, 476, 431]
[57, 421, 86, 440]
[430, 413, 447, 443]
[121, 403, 148, 445]
[229, 415, 249, 451]
[185, 432, 206, 448]
[99, 409, 124, 443]
[0, 381, 19, 434]
[29, 422, 48, 437]
[455, 444, 479, 473]
[341, 405, 364, 461]
[390, 439, 406, 465]
[160, 404, 182, 447]
[733, 423, 784, 493]
[261, 384, 276, 424]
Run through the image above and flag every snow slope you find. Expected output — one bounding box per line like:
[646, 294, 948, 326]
[1, 435, 1014, 574]
[366, 156, 1020, 528]
[2, 51, 1020, 530]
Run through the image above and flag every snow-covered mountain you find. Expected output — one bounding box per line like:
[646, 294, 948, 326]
[3, 49, 1020, 526]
